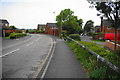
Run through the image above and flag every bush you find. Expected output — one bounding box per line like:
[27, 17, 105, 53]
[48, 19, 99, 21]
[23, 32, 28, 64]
[9, 33, 27, 39]
[60, 31, 67, 39]
[5, 32, 11, 37]
[69, 34, 81, 41]
[113, 50, 120, 56]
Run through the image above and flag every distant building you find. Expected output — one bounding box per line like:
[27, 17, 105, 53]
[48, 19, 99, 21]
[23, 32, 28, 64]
[37, 24, 46, 31]
[95, 25, 100, 32]
[45, 23, 60, 36]
[0, 19, 9, 27]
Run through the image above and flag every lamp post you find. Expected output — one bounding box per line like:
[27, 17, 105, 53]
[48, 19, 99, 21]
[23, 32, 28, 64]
[60, 12, 63, 37]
[53, 12, 55, 36]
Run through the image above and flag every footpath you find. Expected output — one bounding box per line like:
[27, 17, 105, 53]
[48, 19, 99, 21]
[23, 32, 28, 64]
[43, 37, 88, 79]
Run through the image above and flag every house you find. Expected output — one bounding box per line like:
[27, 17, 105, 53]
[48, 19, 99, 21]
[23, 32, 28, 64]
[95, 25, 100, 32]
[0, 19, 10, 37]
[0, 19, 9, 27]
[0, 19, 18, 37]
[37, 24, 46, 31]
[45, 23, 60, 36]
[100, 18, 120, 50]
[101, 19, 120, 33]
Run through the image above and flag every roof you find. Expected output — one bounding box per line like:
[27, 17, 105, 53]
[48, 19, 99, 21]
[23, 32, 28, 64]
[0, 19, 9, 24]
[95, 26, 100, 29]
[103, 20, 112, 27]
[103, 19, 120, 30]
[38, 24, 46, 27]
[46, 23, 57, 28]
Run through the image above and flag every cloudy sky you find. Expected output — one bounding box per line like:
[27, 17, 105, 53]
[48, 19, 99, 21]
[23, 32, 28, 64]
[0, 0, 101, 29]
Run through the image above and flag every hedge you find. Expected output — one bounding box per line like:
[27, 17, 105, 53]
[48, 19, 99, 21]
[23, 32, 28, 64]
[9, 33, 27, 39]
[69, 34, 81, 41]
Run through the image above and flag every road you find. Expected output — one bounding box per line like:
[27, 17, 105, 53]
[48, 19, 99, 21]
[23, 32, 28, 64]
[1, 34, 53, 78]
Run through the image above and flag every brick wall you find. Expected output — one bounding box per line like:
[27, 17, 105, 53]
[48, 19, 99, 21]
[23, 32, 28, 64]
[94, 33, 105, 40]
[45, 25, 60, 36]
[105, 41, 120, 51]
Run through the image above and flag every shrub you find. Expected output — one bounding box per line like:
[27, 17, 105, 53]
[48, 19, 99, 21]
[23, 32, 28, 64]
[9, 33, 27, 39]
[5, 32, 11, 37]
[69, 34, 81, 41]
[113, 50, 120, 56]
[60, 31, 67, 39]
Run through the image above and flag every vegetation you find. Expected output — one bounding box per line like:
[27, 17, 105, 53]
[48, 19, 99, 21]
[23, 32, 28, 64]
[5, 32, 11, 37]
[56, 9, 83, 35]
[69, 34, 81, 41]
[84, 20, 94, 34]
[79, 41, 120, 67]
[67, 40, 120, 79]
[9, 25, 17, 30]
[8, 33, 27, 39]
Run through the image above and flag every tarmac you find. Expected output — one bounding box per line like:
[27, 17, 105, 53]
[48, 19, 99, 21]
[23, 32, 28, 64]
[43, 36, 89, 79]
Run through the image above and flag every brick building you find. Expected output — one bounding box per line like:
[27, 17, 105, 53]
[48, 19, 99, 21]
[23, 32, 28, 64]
[45, 23, 60, 36]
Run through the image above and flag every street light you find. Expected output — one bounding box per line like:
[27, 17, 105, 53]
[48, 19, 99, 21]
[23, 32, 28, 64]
[53, 12, 55, 36]
[60, 12, 63, 37]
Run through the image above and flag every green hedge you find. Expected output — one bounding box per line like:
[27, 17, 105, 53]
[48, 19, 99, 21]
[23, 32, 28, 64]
[9, 33, 27, 39]
[67, 40, 120, 79]
[69, 34, 81, 41]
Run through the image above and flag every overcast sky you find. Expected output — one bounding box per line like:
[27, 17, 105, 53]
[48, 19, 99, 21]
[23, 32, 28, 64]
[0, 0, 101, 29]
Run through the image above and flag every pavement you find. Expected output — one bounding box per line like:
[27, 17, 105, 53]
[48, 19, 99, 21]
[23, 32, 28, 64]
[43, 36, 88, 78]
[1, 34, 53, 78]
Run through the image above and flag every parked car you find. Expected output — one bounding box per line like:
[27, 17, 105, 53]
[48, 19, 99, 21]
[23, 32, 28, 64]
[104, 33, 120, 41]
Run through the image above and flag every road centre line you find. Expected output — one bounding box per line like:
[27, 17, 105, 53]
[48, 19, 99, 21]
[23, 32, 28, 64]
[0, 48, 20, 58]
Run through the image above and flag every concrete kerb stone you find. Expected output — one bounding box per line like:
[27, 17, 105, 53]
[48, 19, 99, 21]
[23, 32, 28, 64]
[31, 37, 55, 79]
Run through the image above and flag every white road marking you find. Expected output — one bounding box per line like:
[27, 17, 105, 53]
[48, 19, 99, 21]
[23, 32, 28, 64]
[26, 42, 34, 46]
[40, 39, 56, 79]
[0, 48, 20, 58]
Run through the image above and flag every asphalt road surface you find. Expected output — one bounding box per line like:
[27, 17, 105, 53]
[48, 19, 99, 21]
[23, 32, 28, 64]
[43, 36, 88, 78]
[1, 34, 53, 78]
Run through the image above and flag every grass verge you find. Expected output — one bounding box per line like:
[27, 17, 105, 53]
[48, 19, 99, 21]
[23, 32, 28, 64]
[66, 40, 120, 80]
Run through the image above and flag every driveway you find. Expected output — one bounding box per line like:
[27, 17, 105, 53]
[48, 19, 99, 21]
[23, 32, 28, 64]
[80, 36, 105, 45]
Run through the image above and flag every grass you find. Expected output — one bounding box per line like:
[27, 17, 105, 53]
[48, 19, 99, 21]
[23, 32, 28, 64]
[5, 36, 10, 39]
[66, 40, 120, 80]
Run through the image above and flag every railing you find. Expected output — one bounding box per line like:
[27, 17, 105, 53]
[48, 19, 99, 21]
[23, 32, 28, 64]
[66, 37, 120, 73]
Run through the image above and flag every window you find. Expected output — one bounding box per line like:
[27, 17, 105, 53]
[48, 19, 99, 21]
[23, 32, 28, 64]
[107, 26, 111, 29]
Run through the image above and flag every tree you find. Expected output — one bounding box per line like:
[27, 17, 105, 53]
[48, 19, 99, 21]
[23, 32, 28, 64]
[56, 9, 83, 34]
[84, 20, 94, 33]
[9, 25, 17, 30]
[88, 1, 120, 50]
